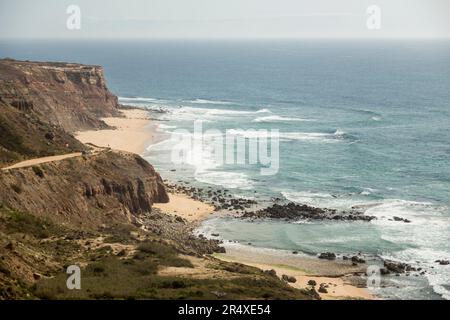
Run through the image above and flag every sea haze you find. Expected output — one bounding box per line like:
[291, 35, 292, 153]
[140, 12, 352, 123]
[2, 39, 449, 299]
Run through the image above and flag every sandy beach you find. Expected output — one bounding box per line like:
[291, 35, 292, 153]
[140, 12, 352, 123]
[75, 108, 216, 223]
[74, 108, 374, 300]
[214, 245, 374, 300]
[76, 108, 156, 155]
[153, 193, 215, 222]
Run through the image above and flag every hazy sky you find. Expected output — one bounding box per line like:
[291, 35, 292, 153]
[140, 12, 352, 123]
[1, 0, 449, 39]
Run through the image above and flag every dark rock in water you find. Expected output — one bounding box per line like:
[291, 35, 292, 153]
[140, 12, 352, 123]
[384, 260, 414, 273]
[241, 202, 375, 222]
[318, 252, 336, 260]
[282, 274, 297, 283]
[351, 256, 366, 264]
[211, 233, 220, 237]
[393, 216, 411, 223]
[292, 251, 298, 255]
[264, 269, 277, 277]
[342, 256, 349, 260]
[307, 280, 317, 286]
[380, 268, 390, 275]
[435, 260, 449, 265]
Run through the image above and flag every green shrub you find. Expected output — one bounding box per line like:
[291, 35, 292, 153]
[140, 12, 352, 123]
[2, 208, 55, 238]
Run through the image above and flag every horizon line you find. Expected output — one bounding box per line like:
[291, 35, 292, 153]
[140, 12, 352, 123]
[1, 36, 450, 41]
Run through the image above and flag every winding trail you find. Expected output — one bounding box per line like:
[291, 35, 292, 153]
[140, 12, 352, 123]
[1, 152, 83, 171]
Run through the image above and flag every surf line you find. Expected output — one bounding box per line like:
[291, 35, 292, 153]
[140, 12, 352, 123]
[169, 120, 280, 176]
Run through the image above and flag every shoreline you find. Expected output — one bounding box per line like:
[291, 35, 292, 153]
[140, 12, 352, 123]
[75, 108, 157, 155]
[153, 192, 215, 223]
[213, 244, 374, 300]
[158, 183, 375, 299]
[74, 107, 374, 300]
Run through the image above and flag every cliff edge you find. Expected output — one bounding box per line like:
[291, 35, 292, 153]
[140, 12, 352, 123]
[0, 58, 170, 225]
[0, 59, 120, 132]
[0, 59, 312, 301]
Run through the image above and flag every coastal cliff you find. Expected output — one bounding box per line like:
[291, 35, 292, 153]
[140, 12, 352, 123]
[0, 151, 169, 229]
[0, 59, 120, 132]
[0, 58, 123, 166]
[0, 59, 311, 300]
[0, 59, 168, 224]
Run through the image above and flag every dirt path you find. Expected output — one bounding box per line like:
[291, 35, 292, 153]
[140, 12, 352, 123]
[1, 152, 83, 170]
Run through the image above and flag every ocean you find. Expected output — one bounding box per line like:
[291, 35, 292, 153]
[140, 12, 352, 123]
[1, 39, 449, 299]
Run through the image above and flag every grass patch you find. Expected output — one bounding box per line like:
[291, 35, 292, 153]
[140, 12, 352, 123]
[136, 241, 193, 268]
[33, 241, 312, 300]
[102, 223, 137, 244]
[33, 253, 312, 300]
[0, 207, 58, 239]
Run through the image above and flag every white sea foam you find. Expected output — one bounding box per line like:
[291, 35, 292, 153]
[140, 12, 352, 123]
[281, 132, 342, 142]
[158, 105, 271, 124]
[381, 246, 450, 300]
[281, 191, 359, 209]
[145, 137, 175, 152]
[195, 171, 254, 189]
[227, 129, 343, 142]
[119, 96, 158, 103]
[282, 189, 450, 299]
[253, 115, 314, 123]
[157, 123, 177, 130]
[188, 98, 233, 105]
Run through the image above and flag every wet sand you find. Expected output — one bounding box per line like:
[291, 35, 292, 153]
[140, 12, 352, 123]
[214, 244, 374, 300]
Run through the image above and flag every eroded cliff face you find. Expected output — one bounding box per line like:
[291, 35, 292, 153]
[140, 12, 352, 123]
[0, 58, 169, 223]
[0, 101, 87, 165]
[0, 59, 120, 132]
[0, 151, 169, 229]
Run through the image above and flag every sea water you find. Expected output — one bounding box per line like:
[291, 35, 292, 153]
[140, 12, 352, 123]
[2, 39, 449, 299]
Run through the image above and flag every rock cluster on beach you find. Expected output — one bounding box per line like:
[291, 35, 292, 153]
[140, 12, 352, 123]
[164, 181, 257, 212]
[163, 179, 438, 286]
[318, 252, 337, 260]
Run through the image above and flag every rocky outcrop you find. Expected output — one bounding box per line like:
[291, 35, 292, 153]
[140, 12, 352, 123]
[383, 260, 416, 274]
[0, 151, 169, 229]
[318, 252, 336, 260]
[242, 202, 375, 222]
[0, 59, 120, 132]
[0, 58, 170, 229]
